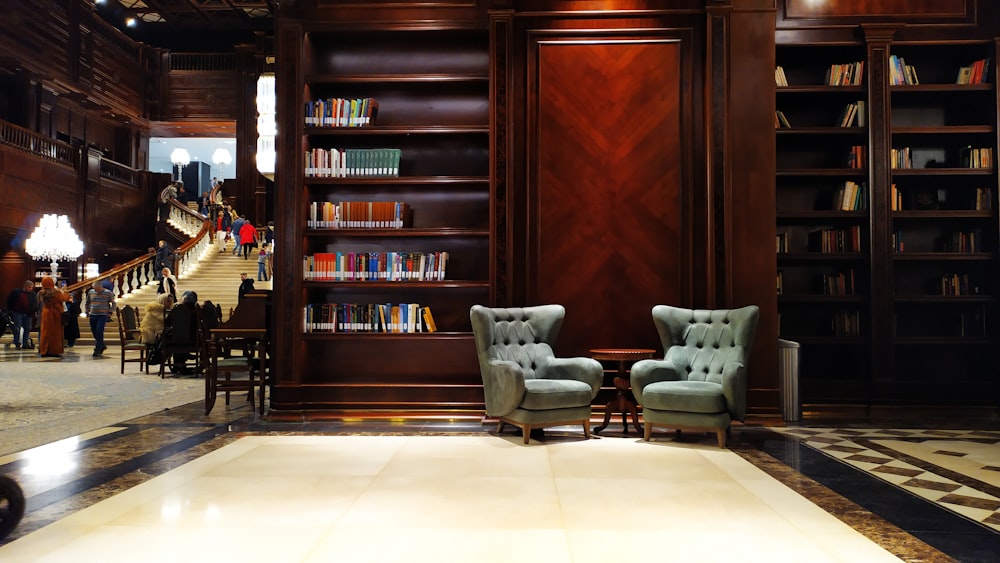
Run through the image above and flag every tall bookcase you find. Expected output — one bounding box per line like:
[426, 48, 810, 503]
[776, 30, 999, 405]
[272, 9, 491, 411]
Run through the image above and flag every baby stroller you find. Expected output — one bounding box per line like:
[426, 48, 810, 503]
[0, 474, 24, 540]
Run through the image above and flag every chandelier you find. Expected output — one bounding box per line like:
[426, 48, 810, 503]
[24, 214, 85, 279]
[256, 73, 276, 178]
[171, 147, 191, 181]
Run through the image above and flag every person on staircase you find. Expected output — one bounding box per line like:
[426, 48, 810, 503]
[154, 240, 173, 281]
[230, 214, 245, 256]
[158, 267, 178, 302]
[85, 280, 115, 359]
[239, 218, 257, 260]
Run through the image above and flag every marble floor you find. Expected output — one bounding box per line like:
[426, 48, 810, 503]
[1, 356, 999, 561]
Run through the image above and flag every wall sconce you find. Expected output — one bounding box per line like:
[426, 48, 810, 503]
[170, 148, 191, 181]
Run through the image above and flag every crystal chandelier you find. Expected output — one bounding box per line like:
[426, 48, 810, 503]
[24, 214, 85, 279]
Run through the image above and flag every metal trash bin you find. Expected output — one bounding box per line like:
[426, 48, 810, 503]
[778, 339, 801, 422]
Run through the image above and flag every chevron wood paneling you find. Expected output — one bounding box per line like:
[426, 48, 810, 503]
[534, 40, 683, 357]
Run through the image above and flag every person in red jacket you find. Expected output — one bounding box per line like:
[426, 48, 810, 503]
[239, 219, 257, 260]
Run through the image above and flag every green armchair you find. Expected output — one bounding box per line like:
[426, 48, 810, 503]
[631, 305, 759, 448]
[470, 304, 603, 444]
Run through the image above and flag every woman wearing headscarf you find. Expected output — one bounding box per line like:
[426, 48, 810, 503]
[37, 277, 72, 358]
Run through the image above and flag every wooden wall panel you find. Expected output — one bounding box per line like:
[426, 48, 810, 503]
[532, 39, 683, 358]
[784, 0, 971, 18]
[164, 71, 240, 121]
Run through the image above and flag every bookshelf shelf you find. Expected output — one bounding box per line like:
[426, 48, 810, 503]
[303, 228, 490, 237]
[304, 176, 488, 185]
[304, 126, 489, 135]
[305, 74, 488, 84]
[302, 280, 489, 289]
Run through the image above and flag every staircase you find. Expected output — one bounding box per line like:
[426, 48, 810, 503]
[74, 240, 272, 348]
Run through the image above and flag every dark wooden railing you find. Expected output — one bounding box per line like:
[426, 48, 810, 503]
[0, 121, 74, 165]
[99, 159, 140, 187]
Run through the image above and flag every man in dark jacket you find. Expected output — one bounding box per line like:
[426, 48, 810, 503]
[6, 280, 37, 349]
[154, 240, 173, 281]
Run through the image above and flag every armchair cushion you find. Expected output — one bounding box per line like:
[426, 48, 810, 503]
[521, 378, 595, 411]
[641, 380, 726, 414]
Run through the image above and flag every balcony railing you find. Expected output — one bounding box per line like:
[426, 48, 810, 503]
[99, 159, 140, 188]
[0, 121, 74, 166]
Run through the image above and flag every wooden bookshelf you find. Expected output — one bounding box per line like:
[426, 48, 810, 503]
[776, 28, 999, 406]
[272, 7, 490, 411]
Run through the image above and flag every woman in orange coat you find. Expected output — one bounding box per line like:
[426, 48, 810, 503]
[37, 276, 72, 358]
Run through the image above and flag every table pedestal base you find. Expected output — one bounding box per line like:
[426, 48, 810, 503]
[594, 376, 642, 434]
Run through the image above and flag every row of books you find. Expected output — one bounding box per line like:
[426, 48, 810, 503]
[890, 185, 993, 211]
[962, 147, 993, 169]
[808, 226, 862, 253]
[307, 201, 410, 229]
[304, 303, 437, 333]
[888, 55, 919, 85]
[847, 145, 866, 169]
[774, 110, 791, 128]
[940, 273, 972, 296]
[826, 61, 864, 86]
[305, 97, 379, 127]
[303, 251, 449, 281]
[890, 147, 912, 169]
[837, 101, 865, 127]
[956, 58, 990, 84]
[775, 62, 864, 86]
[304, 147, 402, 177]
[938, 231, 983, 253]
[823, 270, 857, 295]
[774, 66, 789, 87]
[830, 311, 861, 336]
[834, 180, 867, 211]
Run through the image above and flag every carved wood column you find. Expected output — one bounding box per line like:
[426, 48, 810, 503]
[862, 24, 901, 403]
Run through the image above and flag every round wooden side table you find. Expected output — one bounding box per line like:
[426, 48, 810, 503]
[589, 348, 656, 434]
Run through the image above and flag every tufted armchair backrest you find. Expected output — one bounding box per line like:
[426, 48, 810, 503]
[652, 305, 759, 384]
[470, 304, 564, 380]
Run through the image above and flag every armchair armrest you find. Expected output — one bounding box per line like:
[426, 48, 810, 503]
[721, 361, 747, 421]
[540, 356, 604, 398]
[482, 359, 527, 417]
[629, 358, 680, 402]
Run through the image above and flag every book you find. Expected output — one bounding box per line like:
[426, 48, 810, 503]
[775, 66, 788, 87]
[421, 306, 438, 332]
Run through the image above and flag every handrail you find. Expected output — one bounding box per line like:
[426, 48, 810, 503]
[99, 159, 140, 188]
[0, 120, 74, 165]
[65, 198, 213, 299]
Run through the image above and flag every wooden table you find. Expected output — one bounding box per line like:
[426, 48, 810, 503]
[590, 348, 656, 434]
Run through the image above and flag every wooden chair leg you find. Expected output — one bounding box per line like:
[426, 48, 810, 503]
[496, 419, 505, 434]
[582, 420, 590, 440]
[522, 424, 531, 444]
[643, 422, 653, 441]
[716, 429, 727, 448]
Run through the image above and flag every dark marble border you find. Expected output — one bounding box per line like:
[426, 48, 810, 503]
[737, 428, 1000, 563]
